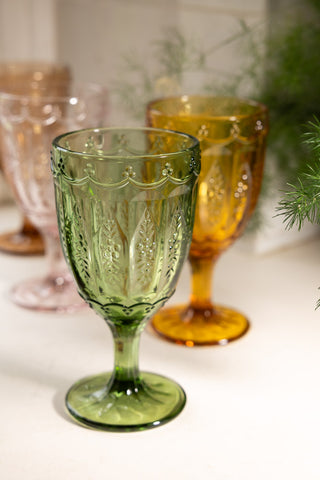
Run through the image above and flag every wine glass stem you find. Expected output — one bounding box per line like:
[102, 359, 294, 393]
[42, 229, 69, 280]
[108, 324, 142, 384]
[189, 254, 218, 310]
[21, 216, 38, 235]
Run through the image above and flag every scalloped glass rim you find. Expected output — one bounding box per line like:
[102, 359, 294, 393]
[146, 95, 269, 122]
[52, 126, 199, 159]
[0, 81, 107, 103]
[83, 293, 173, 323]
[51, 164, 199, 189]
[51, 127, 201, 188]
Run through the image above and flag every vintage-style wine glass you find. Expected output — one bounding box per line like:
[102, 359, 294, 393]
[0, 61, 71, 255]
[0, 82, 108, 311]
[52, 127, 200, 431]
[147, 96, 268, 346]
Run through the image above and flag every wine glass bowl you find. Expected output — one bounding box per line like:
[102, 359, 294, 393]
[0, 61, 72, 255]
[0, 82, 108, 311]
[147, 95, 269, 346]
[52, 127, 200, 431]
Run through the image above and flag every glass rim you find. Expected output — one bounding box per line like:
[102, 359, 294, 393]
[52, 126, 200, 160]
[0, 61, 70, 79]
[146, 94, 268, 120]
[0, 60, 69, 69]
[0, 81, 107, 103]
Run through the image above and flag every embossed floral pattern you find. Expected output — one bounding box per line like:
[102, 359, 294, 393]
[52, 127, 200, 322]
[165, 205, 185, 282]
[52, 127, 200, 431]
[206, 161, 225, 225]
[122, 165, 136, 179]
[99, 216, 122, 277]
[233, 164, 250, 223]
[135, 208, 156, 289]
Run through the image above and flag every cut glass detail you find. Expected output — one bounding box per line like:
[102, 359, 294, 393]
[134, 208, 156, 290]
[206, 160, 225, 225]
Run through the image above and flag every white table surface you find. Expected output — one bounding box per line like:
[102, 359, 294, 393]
[1, 202, 320, 480]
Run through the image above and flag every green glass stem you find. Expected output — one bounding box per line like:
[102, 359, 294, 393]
[107, 322, 143, 392]
[64, 318, 187, 431]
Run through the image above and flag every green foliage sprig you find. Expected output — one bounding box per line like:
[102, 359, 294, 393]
[277, 118, 320, 308]
[277, 118, 320, 230]
[214, 0, 320, 182]
[113, 28, 207, 122]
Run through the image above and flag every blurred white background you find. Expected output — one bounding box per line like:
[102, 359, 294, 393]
[0, 0, 268, 123]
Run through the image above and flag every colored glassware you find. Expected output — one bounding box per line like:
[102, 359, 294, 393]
[147, 96, 268, 346]
[0, 61, 71, 255]
[0, 82, 108, 311]
[52, 127, 200, 431]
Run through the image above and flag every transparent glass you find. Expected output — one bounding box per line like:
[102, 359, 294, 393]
[0, 61, 71, 255]
[147, 96, 269, 346]
[52, 127, 200, 431]
[0, 82, 108, 311]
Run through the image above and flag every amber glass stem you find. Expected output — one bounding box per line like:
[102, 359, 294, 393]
[189, 254, 219, 310]
[21, 216, 38, 235]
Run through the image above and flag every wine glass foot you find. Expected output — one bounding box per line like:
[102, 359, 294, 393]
[65, 371, 186, 432]
[0, 230, 45, 255]
[150, 304, 250, 346]
[9, 275, 86, 312]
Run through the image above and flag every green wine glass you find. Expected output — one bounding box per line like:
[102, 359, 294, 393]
[52, 127, 200, 431]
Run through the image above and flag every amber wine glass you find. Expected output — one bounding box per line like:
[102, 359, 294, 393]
[52, 127, 200, 431]
[147, 96, 268, 346]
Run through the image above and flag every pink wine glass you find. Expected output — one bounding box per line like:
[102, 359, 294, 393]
[0, 61, 72, 256]
[0, 82, 108, 311]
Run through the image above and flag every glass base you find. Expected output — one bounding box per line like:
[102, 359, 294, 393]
[151, 304, 250, 346]
[0, 229, 45, 255]
[65, 371, 186, 432]
[10, 275, 86, 312]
